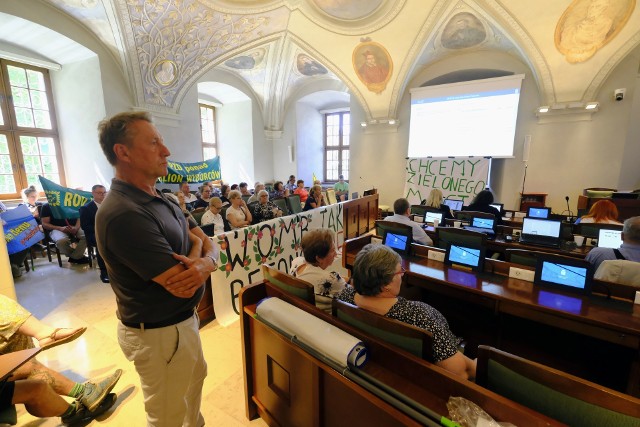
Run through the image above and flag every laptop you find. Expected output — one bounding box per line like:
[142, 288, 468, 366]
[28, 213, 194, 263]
[383, 232, 412, 255]
[351, 192, 359, 200]
[519, 217, 562, 247]
[444, 199, 464, 211]
[597, 228, 622, 249]
[463, 217, 496, 237]
[490, 203, 503, 214]
[534, 254, 592, 295]
[424, 211, 443, 225]
[527, 206, 550, 219]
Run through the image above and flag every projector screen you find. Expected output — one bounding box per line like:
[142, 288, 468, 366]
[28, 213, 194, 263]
[408, 74, 524, 158]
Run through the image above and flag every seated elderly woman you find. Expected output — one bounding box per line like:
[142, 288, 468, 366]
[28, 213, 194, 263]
[253, 190, 283, 223]
[270, 181, 289, 199]
[337, 244, 476, 380]
[290, 229, 346, 313]
[226, 189, 253, 229]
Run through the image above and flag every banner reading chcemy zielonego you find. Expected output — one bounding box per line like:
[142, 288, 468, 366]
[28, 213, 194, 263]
[211, 203, 344, 326]
[403, 157, 490, 205]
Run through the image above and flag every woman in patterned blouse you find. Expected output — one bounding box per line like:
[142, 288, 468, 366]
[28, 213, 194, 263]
[253, 190, 283, 223]
[337, 243, 476, 380]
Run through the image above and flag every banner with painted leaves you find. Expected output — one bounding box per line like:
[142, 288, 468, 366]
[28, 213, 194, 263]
[210, 203, 344, 326]
[38, 176, 92, 220]
[158, 157, 221, 184]
[2, 205, 44, 255]
[403, 157, 490, 205]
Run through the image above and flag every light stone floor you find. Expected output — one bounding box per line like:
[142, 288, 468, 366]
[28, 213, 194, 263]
[12, 255, 268, 427]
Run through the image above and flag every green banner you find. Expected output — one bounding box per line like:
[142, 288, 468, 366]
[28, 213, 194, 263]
[38, 176, 92, 220]
[158, 157, 221, 184]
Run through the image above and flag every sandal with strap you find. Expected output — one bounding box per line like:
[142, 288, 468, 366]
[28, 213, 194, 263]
[36, 327, 87, 350]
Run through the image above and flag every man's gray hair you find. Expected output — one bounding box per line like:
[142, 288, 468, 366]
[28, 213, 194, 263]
[623, 216, 640, 243]
[352, 244, 401, 296]
[98, 111, 152, 166]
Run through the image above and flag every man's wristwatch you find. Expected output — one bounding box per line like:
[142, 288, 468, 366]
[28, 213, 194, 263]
[206, 255, 218, 271]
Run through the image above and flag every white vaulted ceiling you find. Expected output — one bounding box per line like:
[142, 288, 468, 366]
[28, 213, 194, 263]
[3, 0, 638, 129]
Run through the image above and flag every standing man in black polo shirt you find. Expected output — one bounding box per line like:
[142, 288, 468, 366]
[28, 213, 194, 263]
[96, 111, 217, 427]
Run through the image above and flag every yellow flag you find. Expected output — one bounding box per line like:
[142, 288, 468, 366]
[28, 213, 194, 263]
[312, 172, 318, 182]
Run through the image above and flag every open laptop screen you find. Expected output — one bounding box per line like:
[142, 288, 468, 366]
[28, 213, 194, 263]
[472, 217, 495, 230]
[597, 228, 622, 249]
[522, 218, 561, 238]
[443, 199, 463, 211]
[527, 207, 550, 219]
[534, 255, 592, 295]
[383, 232, 411, 254]
[424, 211, 443, 224]
[445, 243, 485, 272]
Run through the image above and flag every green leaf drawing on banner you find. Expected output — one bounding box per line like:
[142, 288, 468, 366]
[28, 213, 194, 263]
[220, 252, 228, 264]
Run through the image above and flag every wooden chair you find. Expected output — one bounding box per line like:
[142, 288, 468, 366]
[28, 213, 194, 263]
[332, 299, 434, 361]
[325, 188, 337, 205]
[272, 198, 289, 216]
[261, 264, 315, 304]
[476, 345, 640, 427]
[286, 194, 302, 214]
[190, 207, 206, 225]
[434, 227, 486, 250]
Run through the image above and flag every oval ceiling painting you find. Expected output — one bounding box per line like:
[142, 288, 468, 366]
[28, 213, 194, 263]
[311, 0, 384, 20]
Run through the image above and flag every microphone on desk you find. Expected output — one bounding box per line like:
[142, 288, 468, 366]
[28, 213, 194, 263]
[565, 196, 573, 219]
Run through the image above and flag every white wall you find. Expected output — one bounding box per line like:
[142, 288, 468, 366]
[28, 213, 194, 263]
[155, 88, 201, 163]
[295, 102, 324, 184]
[217, 100, 254, 184]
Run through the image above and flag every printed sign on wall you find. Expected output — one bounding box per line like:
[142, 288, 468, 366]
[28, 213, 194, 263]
[211, 203, 344, 326]
[403, 157, 490, 205]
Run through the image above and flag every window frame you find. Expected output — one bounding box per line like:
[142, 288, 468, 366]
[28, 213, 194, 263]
[323, 111, 350, 183]
[0, 59, 65, 200]
[199, 103, 218, 160]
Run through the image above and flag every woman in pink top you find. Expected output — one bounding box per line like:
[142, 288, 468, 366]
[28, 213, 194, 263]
[293, 179, 309, 203]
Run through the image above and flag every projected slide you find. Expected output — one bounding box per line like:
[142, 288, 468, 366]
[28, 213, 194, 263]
[409, 75, 524, 158]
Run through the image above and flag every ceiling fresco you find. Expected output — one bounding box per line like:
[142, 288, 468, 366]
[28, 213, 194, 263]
[23, 0, 640, 130]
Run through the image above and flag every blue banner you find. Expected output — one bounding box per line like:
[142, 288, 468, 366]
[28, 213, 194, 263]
[159, 157, 221, 184]
[2, 205, 44, 255]
[38, 176, 92, 220]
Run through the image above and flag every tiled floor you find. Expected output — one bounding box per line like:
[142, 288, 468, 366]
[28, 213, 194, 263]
[12, 256, 268, 427]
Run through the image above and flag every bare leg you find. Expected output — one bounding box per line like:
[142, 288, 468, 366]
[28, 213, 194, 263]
[17, 315, 85, 348]
[10, 359, 75, 395]
[12, 379, 70, 417]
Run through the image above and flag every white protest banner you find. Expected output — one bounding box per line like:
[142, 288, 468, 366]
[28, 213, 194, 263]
[404, 157, 490, 205]
[211, 203, 344, 326]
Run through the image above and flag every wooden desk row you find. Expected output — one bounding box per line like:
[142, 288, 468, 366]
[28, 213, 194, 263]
[240, 281, 563, 426]
[343, 235, 640, 397]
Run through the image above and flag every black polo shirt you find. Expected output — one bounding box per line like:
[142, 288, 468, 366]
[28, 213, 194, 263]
[96, 179, 203, 323]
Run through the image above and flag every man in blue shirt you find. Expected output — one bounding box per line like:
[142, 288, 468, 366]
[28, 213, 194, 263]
[586, 216, 640, 271]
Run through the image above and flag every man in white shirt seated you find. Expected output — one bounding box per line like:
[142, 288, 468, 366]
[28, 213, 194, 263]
[168, 180, 198, 211]
[385, 198, 433, 246]
[200, 197, 225, 235]
[586, 216, 640, 271]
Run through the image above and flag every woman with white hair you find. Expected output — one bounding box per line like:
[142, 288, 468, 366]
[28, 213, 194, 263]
[253, 190, 282, 223]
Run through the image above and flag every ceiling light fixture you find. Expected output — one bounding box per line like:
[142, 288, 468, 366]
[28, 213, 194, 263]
[585, 102, 599, 110]
[537, 106, 549, 113]
[360, 121, 367, 127]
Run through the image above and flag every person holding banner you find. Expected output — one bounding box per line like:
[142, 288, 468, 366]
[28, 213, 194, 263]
[20, 186, 43, 224]
[40, 204, 89, 264]
[97, 111, 217, 427]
